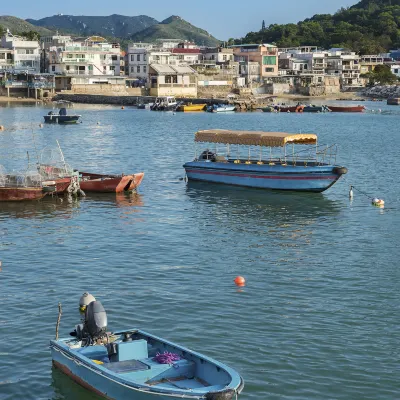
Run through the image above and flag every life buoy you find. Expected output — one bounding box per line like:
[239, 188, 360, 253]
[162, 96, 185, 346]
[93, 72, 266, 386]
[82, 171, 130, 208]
[296, 106, 304, 113]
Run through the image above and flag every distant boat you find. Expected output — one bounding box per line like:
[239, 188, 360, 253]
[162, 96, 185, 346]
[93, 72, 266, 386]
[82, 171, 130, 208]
[79, 172, 145, 193]
[44, 108, 81, 124]
[50, 300, 244, 400]
[328, 105, 366, 112]
[176, 103, 206, 112]
[151, 97, 178, 111]
[207, 104, 236, 113]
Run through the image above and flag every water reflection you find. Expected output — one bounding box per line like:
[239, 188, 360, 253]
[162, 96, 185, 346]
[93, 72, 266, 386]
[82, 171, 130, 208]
[51, 366, 101, 400]
[185, 182, 343, 225]
[0, 192, 143, 219]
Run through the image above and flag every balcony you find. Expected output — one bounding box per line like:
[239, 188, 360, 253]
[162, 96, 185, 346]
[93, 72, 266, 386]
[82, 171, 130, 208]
[153, 83, 197, 88]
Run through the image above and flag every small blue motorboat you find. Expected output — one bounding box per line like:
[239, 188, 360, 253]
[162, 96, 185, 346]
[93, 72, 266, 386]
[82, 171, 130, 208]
[44, 108, 81, 124]
[183, 129, 348, 192]
[50, 301, 244, 400]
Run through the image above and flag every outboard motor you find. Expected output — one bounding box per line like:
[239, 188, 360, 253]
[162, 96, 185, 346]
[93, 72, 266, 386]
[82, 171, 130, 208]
[84, 301, 108, 341]
[72, 301, 107, 342]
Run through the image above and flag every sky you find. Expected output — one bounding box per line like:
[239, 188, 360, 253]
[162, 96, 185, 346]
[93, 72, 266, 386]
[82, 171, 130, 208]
[2, 0, 358, 39]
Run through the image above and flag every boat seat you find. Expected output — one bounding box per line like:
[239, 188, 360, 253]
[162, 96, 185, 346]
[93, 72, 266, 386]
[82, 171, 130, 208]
[77, 345, 108, 360]
[103, 359, 150, 373]
[145, 359, 196, 384]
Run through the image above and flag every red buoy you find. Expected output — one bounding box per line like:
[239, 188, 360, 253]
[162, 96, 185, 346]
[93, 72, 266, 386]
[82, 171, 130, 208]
[234, 276, 246, 286]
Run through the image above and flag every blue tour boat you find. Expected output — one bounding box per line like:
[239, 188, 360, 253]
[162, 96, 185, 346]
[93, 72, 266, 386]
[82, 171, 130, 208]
[183, 129, 347, 192]
[50, 301, 244, 400]
[44, 108, 81, 124]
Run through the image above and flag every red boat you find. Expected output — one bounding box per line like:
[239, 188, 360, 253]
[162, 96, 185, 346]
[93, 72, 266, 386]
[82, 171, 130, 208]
[43, 177, 72, 194]
[79, 172, 144, 193]
[328, 105, 366, 112]
[276, 106, 298, 112]
[0, 187, 46, 201]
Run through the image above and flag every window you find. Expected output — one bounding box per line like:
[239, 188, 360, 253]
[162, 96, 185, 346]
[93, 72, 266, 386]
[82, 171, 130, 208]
[165, 75, 172, 84]
[395, 69, 399, 74]
[143, 66, 147, 73]
[263, 56, 276, 65]
[110, 66, 115, 71]
[111, 55, 118, 61]
[265, 67, 274, 72]
[131, 55, 134, 62]
[52, 65, 55, 72]
[223, 55, 227, 61]
[103, 66, 107, 71]
[137, 54, 141, 61]
[131, 66, 134, 73]
[144, 54, 147, 61]
[66, 66, 70, 71]
[137, 66, 140, 73]
[0, 53, 4, 59]
[303, 64, 308, 70]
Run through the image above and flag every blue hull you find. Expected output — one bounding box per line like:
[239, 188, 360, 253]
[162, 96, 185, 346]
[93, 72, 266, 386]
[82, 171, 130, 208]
[183, 161, 344, 192]
[50, 329, 243, 400]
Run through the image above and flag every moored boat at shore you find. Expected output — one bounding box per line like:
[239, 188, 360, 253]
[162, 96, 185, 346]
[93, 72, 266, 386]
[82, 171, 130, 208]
[176, 103, 206, 112]
[207, 104, 236, 113]
[327, 105, 366, 112]
[183, 129, 347, 192]
[50, 300, 244, 400]
[151, 96, 178, 111]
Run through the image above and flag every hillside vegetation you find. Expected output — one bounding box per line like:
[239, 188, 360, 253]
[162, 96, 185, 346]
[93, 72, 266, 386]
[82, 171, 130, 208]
[130, 16, 220, 46]
[0, 16, 53, 36]
[26, 14, 158, 38]
[235, 0, 400, 53]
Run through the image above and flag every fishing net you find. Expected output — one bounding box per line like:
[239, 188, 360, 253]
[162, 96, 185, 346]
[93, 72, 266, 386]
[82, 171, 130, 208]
[39, 146, 73, 179]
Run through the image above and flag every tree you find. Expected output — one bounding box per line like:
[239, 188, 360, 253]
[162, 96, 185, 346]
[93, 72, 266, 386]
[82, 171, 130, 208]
[366, 64, 398, 85]
[262, 20, 266, 31]
[19, 30, 40, 41]
[0, 25, 5, 37]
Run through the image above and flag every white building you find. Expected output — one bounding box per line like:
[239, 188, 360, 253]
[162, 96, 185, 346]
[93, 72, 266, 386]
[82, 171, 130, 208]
[127, 41, 201, 80]
[48, 36, 121, 76]
[1, 30, 40, 73]
[391, 64, 400, 78]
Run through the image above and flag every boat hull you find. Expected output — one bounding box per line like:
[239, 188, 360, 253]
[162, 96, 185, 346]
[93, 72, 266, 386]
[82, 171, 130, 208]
[0, 187, 45, 201]
[53, 177, 72, 194]
[50, 328, 243, 400]
[176, 104, 206, 112]
[183, 162, 345, 192]
[327, 106, 365, 112]
[79, 172, 144, 193]
[44, 115, 81, 123]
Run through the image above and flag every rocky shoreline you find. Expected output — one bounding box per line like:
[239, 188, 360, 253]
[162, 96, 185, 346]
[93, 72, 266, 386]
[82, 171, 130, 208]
[363, 85, 400, 99]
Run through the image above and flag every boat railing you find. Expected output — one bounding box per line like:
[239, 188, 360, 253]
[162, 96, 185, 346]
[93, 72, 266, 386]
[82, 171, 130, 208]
[195, 143, 338, 166]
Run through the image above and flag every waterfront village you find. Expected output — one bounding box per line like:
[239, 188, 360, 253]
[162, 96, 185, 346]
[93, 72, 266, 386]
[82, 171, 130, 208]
[1, 29, 400, 103]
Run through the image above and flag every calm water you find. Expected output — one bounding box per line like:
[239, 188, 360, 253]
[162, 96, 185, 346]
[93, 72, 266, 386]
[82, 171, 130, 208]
[0, 102, 399, 400]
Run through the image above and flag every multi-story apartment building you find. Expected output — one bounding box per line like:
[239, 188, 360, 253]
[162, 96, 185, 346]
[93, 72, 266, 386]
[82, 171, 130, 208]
[1, 30, 40, 73]
[127, 41, 201, 80]
[0, 48, 13, 71]
[230, 43, 278, 83]
[47, 36, 121, 76]
[326, 49, 361, 87]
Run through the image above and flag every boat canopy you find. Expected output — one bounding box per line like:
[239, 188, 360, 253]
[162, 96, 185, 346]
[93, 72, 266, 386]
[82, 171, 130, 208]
[195, 129, 317, 147]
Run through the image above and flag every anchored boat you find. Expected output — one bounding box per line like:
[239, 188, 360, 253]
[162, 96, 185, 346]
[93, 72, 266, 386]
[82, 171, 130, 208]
[327, 105, 365, 112]
[50, 301, 244, 400]
[183, 129, 347, 192]
[44, 108, 81, 124]
[79, 172, 144, 193]
[207, 104, 236, 113]
[151, 97, 178, 111]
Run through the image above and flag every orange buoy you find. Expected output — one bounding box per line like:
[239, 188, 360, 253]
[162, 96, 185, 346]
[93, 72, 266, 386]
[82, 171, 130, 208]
[121, 106, 125, 109]
[234, 276, 246, 286]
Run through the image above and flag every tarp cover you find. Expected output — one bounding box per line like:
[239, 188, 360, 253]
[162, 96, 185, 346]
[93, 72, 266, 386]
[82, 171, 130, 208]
[195, 129, 317, 147]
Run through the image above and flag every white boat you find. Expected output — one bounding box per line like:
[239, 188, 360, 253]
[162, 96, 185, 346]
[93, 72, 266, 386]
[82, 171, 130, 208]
[151, 96, 178, 111]
[207, 104, 236, 113]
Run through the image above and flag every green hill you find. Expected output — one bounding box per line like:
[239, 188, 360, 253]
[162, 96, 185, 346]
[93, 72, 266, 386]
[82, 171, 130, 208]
[0, 16, 53, 36]
[27, 14, 158, 38]
[236, 0, 400, 53]
[130, 16, 220, 46]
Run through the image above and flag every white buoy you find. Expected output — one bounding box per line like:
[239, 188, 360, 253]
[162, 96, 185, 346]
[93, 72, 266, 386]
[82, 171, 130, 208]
[349, 186, 354, 199]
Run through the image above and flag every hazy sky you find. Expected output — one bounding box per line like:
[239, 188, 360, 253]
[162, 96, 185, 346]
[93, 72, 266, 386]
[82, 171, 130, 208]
[3, 0, 357, 39]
